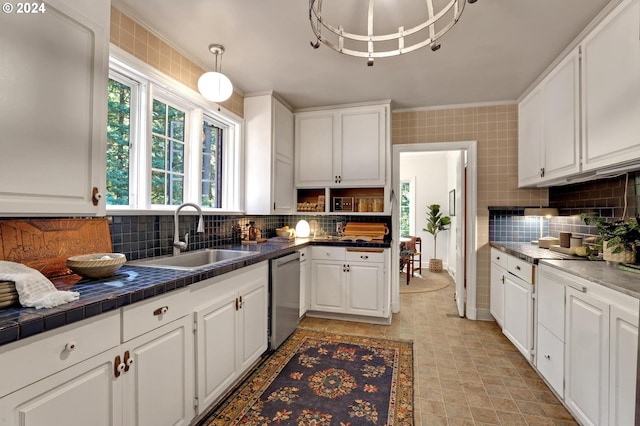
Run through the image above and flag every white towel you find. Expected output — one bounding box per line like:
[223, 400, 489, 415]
[0, 261, 80, 309]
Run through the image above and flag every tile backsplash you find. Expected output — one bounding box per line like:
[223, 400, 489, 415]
[110, 214, 391, 261]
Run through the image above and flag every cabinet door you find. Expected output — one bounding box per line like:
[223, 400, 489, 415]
[0, 0, 108, 215]
[194, 293, 238, 412]
[536, 267, 566, 340]
[347, 262, 384, 316]
[518, 88, 544, 187]
[537, 324, 564, 397]
[122, 315, 194, 426]
[339, 107, 386, 185]
[272, 98, 294, 214]
[0, 346, 121, 426]
[541, 49, 580, 181]
[609, 304, 638, 426]
[565, 287, 609, 426]
[311, 261, 345, 312]
[490, 263, 505, 328]
[238, 278, 269, 372]
[300, 260, 310, 317]
[503, 274, 532, 360]
[295, 112, 336, 185]
[581, 0, 640, 171]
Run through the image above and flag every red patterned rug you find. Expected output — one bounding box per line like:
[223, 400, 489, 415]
[202, 328, 413, 425]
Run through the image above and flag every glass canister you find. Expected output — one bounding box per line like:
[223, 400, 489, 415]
[372, 197, 384, 212]
[357, 198, 369, 212]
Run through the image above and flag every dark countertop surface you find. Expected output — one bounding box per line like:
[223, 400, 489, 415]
[0, 238, 391, 347]
[490, 241, 640, 300]
[490, 241, 585, 264]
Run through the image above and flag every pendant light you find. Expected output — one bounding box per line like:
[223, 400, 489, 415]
[198, 44, 233, 102]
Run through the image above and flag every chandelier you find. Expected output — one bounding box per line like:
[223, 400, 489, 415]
[309, 0, 477, 66]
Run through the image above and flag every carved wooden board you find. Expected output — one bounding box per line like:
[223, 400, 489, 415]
[0, 218, 112, 277]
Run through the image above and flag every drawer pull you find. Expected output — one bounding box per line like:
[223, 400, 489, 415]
[516, 266, 521, 271]
[153, 306, 169, 316]
[65, 341, 77, 352]
[544, 354, 551, 360]
[360, 255, 369, 259]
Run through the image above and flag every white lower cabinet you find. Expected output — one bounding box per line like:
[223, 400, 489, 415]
[0, 346, 122, 426]
[609, 304, 638, 426]
[503, 273, 533, 360]
[310, 247, 388, 318]
[536, 264, 639, 426]
[0, 289, 195, 426]
[565, 286, 610, 426]
[191, 263, 269, 413]
[489, 249, 508, 327]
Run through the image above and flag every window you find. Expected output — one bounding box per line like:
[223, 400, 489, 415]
[106, 74, 137, 205]
[106, 52, 241, 212]
[151, 98, 186, 205]
[399, 178, 416, 237]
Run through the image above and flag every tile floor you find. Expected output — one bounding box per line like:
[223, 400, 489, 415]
[298, 279, 577, 425]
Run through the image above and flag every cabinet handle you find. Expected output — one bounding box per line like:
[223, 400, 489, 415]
[114, 355, 125, 378]
[239, 296, 243, 309]
[64, 341, 77, 352]
[500, 275, 505, 284]
[153, 306, 169, 316]
[496, 256, 500, 260]
[124, 350, 133, 372]
[235, 297, 239, 310]
[544, 354, 551, 360]
[515, 266, 521, 271]
[92, 187, 103, 206]
[343, 264, 347, 272]
[360, 255, 369, 259]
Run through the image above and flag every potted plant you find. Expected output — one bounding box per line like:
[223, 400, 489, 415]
[423, 204, 451, 272]
[582, 214, 640, 264]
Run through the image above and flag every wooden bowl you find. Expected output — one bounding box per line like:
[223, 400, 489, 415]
[67, 253, 127, 278]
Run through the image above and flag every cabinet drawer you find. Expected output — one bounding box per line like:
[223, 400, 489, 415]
[537, 324, 564, 397]
[491, 248, 509, 269]
[0, 311, 120, 398]
[122, 289, 190, 342]
[507, 256, 534, 283]
[311, 246, 345, 261]
[345, 248, 385, 263]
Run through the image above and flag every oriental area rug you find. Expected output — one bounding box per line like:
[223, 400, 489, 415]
[202, 329, 414, 425]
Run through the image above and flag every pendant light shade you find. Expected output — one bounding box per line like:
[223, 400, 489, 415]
[198, 44, 233, 102]
[198, 71, 233, 102]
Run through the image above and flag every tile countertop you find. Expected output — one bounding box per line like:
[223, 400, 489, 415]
[0, 238, 391, 347]
[539, 259, 640, 300]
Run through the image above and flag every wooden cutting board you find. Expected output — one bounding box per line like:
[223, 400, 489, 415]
[0, 218, 113, 278]
[342, 222, 389, 240]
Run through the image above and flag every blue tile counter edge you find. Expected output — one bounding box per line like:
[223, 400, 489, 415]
[0, 238, 390, 347]
[539, 259, 640, 300]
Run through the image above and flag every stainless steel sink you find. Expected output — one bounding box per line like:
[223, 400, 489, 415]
[128, 249, 253, 271]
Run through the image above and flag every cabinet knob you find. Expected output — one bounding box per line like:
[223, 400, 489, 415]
[92, 187, 103, 206]
[65, 341, 77, 352]
[153, 306, 169, 316]
[114, 355, 125, 378]
[544, 354, 551, 360]
[124, 350, 133, 372]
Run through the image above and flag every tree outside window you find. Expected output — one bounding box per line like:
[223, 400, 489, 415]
[106, 78, 131, 205]
[151, 99, 186, 205]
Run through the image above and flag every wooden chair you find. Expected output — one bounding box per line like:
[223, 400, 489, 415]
[399, 236, 420, 285]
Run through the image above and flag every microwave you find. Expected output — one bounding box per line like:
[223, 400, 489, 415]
[333, 197, 354, 212]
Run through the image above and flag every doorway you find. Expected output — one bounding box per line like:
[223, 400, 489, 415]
[391, 141, 478, 319]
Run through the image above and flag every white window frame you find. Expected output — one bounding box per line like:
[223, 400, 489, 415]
[107, 45, 244, 214]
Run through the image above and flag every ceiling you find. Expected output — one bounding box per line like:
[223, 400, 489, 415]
[114, 0, 614, 111]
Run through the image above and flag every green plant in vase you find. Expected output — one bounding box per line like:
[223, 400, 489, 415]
[423, 203, 451, 272]
[581, 214, 640, 263]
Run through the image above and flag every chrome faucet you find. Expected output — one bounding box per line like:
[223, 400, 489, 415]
[173, 203, 204, 256]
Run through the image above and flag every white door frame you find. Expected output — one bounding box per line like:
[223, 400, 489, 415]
[391, 141, 478, 320]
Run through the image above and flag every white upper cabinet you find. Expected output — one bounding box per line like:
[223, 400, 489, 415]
[245, 94, 295, 214]
[0, 0, 109, 216]
[518, 49, 580, 187]
[295, 104, 388, 187]
[581, 0, 640, 172]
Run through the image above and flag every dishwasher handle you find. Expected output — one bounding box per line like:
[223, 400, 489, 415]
[272, 251, 300, 267]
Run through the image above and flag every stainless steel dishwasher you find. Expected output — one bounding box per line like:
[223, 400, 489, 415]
[270, 251, 300, 350]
